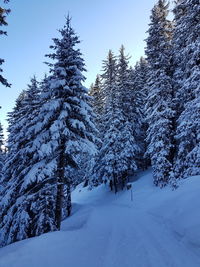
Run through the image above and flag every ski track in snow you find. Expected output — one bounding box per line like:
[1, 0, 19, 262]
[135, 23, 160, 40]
[0, 170, 200, 267]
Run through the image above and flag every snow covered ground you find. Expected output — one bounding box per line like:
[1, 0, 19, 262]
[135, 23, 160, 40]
[0, 169, 200, 267]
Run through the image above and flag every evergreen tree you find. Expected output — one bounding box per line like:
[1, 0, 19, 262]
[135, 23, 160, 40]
[172, 0, 193, 113]
[0, 77, 52, 247]
[4, 76, 40, 180]
[131, 57, 148, 105]
[92, 51, 121, 191]
[129, 57, 149, 169]
[145, 0, 174, 187]
[117, 45, 142, 171]
[172, 0, 200, 179]
[92, 49, 139, 192]
[0, 17, 97, 247]
[89, 75, 104, 133]
[44, 17, 97, 226]
[0, 0, 10, 87]
[117, 45, 130, 115]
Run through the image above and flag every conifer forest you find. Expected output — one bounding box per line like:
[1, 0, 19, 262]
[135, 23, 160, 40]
[0, 1, 200, 266]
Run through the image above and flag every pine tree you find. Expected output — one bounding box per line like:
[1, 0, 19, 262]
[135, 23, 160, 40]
[145, 0, 175, 187]
[0, 77, 53, 247]
[92, 51, 117, 189]
[4, 76, 40, 181]
[131, 57, 148, 96]
[172, 0, 193, 113]
[89, 75, 104, 133]
[117, 45, 142, 172]
[129, 57, 149, 169]
[117, 45, 131, 116]
[44, 16, 97, 227]
[0, 0, 10, 87]
[92, 49, 139, 192]
[0, 17, 97, 247]
[172, 0, 200, 179]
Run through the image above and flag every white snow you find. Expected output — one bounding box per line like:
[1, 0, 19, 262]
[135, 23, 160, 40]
[0, 169, 200, 267]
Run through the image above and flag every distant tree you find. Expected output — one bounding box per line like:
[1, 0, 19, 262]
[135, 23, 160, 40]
[89, 74, 104, 134]
[131, 57, 148, 98]
[5, 89, 27, 160]
[145, 0, 175, 187]
[130, 57, 149, 169]
[0, 0, 11, 87]
[91, 50, 119, 190]
[117, 45, 142, 172]
[92, 49, 140, 192]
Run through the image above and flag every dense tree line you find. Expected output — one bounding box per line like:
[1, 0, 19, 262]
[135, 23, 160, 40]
[0, 0, 199, 247]
[89, 0, 199, 189]
[90, 47, 146, 192]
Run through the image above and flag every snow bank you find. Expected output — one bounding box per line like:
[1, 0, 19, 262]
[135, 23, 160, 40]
[150, 175, 200, 249]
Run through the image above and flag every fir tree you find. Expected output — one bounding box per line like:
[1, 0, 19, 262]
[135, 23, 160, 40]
[172, 0, 193, 113]
[117, 45, 142, 171]
[129, 57, 149, 169]
[0, 77, 52, 247]
[44, 16, 97, 226]
[89, 75, 104, 133]
[92, 49, 139, 192]
[92, 51, 118, 189]
[0, 17, 97, 247]
[131, 57, 148, 105]
[172, 0, 200, 179]
[145, 0, 175, 187]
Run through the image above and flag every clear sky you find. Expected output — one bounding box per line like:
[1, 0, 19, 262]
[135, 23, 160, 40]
[0, 0, 158, 137]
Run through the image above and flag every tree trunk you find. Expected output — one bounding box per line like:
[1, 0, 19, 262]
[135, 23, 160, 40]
[55, 138, 65, 230]
[66, 182, 71, 217]
[109, 180, 113, 191]
[55, 182, 64, 230]
[113, 174, 117, 194]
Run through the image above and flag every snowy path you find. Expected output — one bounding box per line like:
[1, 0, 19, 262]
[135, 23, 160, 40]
[0, 170, 200, 267]
[72, 203, 200, 267]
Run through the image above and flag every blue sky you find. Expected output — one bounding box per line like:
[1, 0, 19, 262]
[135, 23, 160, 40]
[0, 0, 158, 137]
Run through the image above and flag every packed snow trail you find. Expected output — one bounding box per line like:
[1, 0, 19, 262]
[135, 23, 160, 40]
[0, 170, 200, 267]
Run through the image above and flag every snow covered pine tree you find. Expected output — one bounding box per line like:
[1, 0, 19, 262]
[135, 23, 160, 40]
[172, 0, 200, 179]
[89, 74, 104, 135]
[0, 77, 48, 247]
[44, 16, 97, 227]
[117, 45, 142, 175]
[129, 57, 149, 169]
[145, 0, 175, 187]
[92, 48, 141, 192]
[0, 16, 97, 247]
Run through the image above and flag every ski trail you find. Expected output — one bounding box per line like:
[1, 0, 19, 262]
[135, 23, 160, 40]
[91, 202, 200, 267]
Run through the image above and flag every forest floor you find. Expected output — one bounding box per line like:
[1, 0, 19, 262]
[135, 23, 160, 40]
[0, 169, 200, 267]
